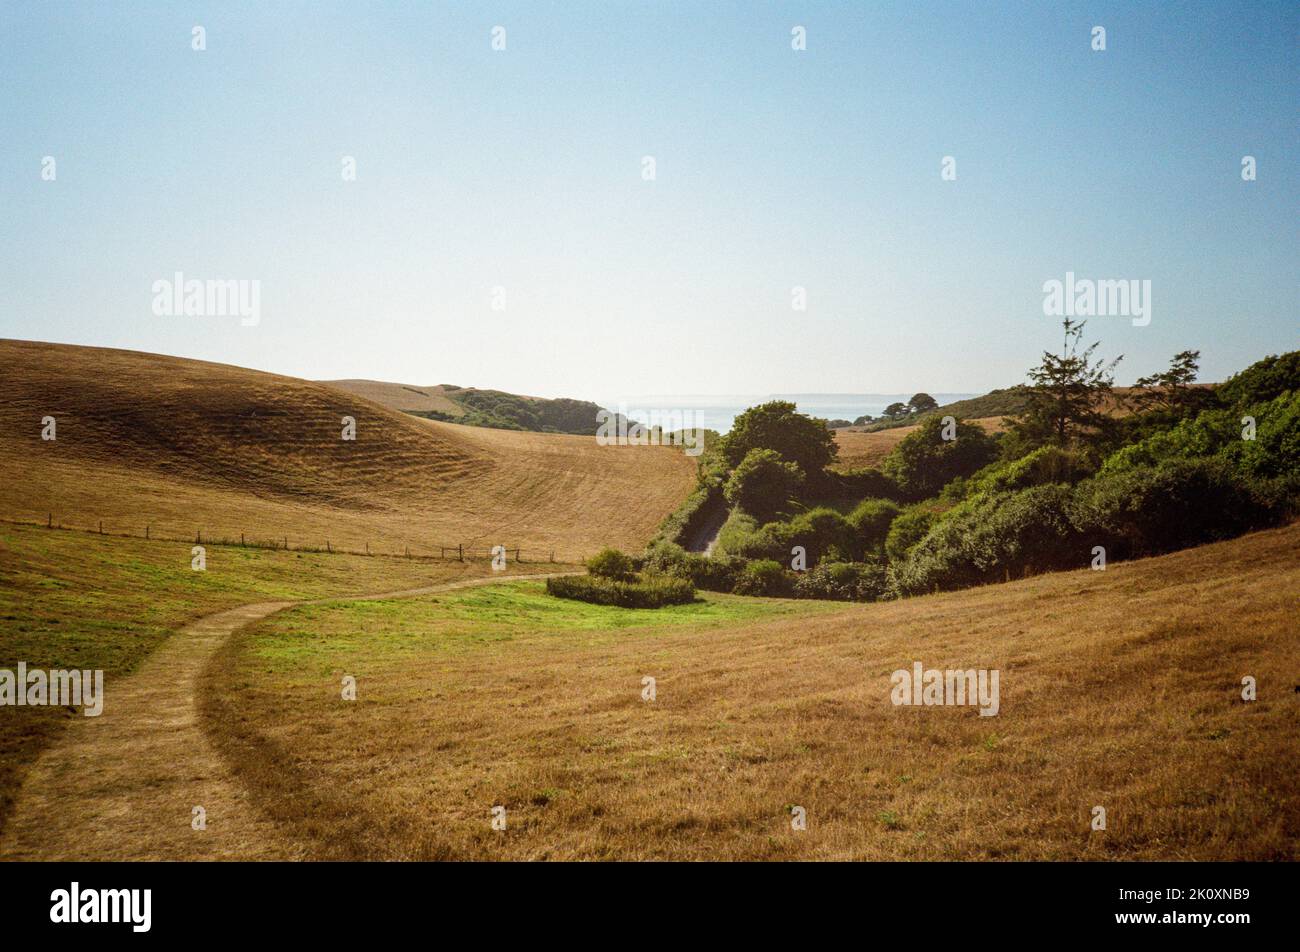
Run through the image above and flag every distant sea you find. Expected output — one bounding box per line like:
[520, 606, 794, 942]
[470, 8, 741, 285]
[599, 394, 979, 434]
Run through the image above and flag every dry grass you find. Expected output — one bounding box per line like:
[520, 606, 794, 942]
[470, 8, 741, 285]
[0, 340, 696, 559]
[320, 378, 466, 416]
[833, 417, 1005, 471]
[205, 523, 1300, 860]
[0, 521, 565, 833]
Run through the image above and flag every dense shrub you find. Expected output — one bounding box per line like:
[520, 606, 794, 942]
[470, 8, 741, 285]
[847, 498, 902, 555]
[1216, 351, 1300, 408]
[794, 560, 890, 601]
[642, 540, 745, 593]
[892, 485, 1082, 595]
[546, 573, 696, 608]
[1072, 458, 1279, 560]
[884, 504, 941, 563]
[768, 506, 856, 565]
[731, 559, 794, 597]
[723, 448, 804, 521]
[880, 416, 1000, 500]
[832, 467, 902, 501]
[586, 547, 635, 581]
[968, 445, 1097, 495]
[713, 510, 785, 561]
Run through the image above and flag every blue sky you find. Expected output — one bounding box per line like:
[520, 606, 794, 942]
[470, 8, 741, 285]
[1, 1, 1295, 400]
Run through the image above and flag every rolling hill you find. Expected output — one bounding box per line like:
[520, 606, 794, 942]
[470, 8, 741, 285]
[0, 340, 697, 560]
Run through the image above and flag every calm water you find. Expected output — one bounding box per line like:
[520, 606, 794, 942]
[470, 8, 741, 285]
[600, 394, 978, 434]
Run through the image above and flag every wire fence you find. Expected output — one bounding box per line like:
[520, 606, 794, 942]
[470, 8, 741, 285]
[2, 513, 574, 564]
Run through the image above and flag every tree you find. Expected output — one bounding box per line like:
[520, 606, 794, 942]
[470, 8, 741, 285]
[880, 415, 1000, 499]
[908, 393, 939, 414]
[883, 402, 909, 420]
[1129, 350, 1206, 415]
[852, 414, 875, 426]
[723, 448, 804, 521]
[1011, 318, 1121, 448]
[720, 401, 836, 476]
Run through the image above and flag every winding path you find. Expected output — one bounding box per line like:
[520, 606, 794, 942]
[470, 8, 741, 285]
[0, 573, 568, 861]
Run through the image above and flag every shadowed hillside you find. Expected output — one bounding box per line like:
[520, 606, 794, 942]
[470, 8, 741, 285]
[0, 340, 696, 559]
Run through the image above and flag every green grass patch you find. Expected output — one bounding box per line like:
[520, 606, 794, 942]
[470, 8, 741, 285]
[242, 579, 831, 673]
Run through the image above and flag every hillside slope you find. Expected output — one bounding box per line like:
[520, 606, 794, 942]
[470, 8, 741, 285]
[319, 379, 466, 417]
[209, 521, 1300, 860]
[0, 340, 696, 558]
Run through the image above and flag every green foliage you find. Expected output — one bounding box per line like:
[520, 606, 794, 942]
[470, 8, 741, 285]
[720, 401, 837, 476]
[546, 573, 696, 608]
[439, 389, 639, 435]
[968, 445, 1097, 496]
[846, 498, 902, 555]
[908, 393, 939, 414]
[831, 467, 901, 501]
[880, 416, 999, 500]
[641, 541, 745, 593]
[731, 559, 793, 597]
[723, 448, 804, 521]
[794, 560, 890, 601]
[884, 504, 941, 564]
[586, 547, 635, 581]
[1128, 350, 1211, 416]
[892, 485, 1083, 595]
[1101, 391, 1299, 492]
[1216, 352, 1300, 408]
[712, 510, 784, 561]
[862, 387, 1029, 432]
[769, 506, 857, 565]
[1010, 318, 1121, 448]
[1072, 459, 1279, 560]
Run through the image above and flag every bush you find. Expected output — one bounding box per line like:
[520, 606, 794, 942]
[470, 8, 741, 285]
[880, 416, 1000, 500]
[969, 445, 1097, 495]
[713, 510, 785, 561]
[642, 541, 745, 593]
[1072, 458, 1279, 560]
[832, 467, 902, 501]
[884, 504, 940, 563]
[892, 485, 1082, 595]
[546, 573, 696, 608]
[1216, 351, 1299, 408]
[723, 448, 804, 521]
[847, 498, 902, 555]
[732, 559, 793, 597]
[794, 560, 890, 601]
[766, 506, 857, 566]
[586, 547, 635, 581]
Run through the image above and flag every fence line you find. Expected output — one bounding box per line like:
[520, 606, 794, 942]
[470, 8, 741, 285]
[2, 514, 574, 565]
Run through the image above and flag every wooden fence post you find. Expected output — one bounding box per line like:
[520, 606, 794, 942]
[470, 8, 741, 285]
[47, 512, 52, 528]
[145, 525, 150, 540]
[458, 544, 463, 562]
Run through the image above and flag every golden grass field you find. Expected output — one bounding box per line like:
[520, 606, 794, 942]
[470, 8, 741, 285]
[833, 417, 1006, 471]
[0, 521, 566, 834]
[321, 378, 467, 417]
[200, 522, 1300, 861]
[0, 340, 696, 561]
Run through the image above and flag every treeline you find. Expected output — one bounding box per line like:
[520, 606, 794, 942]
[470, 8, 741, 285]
[411, 388, 634, 435]
[640, 321, 1298, 602]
